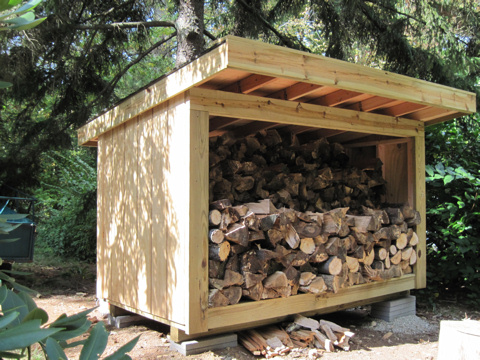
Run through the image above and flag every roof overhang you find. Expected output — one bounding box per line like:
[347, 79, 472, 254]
[78, 36, 476, 146]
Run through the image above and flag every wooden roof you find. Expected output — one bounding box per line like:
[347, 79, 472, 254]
[78, 36, 476, 146]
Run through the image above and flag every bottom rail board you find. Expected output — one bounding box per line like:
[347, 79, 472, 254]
[207, 274, 415, 330]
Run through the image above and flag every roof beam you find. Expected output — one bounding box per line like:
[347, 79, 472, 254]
[268, 82, 323, 100]
[221, 74, 277, 94]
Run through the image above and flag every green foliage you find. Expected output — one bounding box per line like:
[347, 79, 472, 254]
[0, 0, 46, 88]
[0, 270, 139, 359]
[425, 114, 480, 303]
[34, 149, 97, 261]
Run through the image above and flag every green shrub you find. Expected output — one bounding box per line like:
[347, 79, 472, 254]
[425, 114, 480, 303]
[35, 149, 97, 261]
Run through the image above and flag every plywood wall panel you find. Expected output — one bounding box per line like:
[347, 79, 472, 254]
[109, 126, 126, 304]
[136, 111, 153, 312]
[124, 117, 139, 308]
[96, 134, 107, 300]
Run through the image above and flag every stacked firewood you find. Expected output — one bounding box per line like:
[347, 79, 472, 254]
[208, 199, 420, 308]
[239, 314, 354, 358]
[209, 130, 385, 213]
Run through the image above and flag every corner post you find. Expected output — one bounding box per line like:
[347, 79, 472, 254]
[186, 106, 209, 334]
[414, 133, 426, 289]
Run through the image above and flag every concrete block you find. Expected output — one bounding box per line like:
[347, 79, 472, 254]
[371, 295, 416, 321]
[169, 333, 238, 356]
[108, 314, 148, 328]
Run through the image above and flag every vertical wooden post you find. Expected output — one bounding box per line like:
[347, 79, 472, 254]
[414, 133, 426, 289]
[186, 108, 209, 334]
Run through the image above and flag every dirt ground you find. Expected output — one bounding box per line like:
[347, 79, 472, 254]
[14, 261, 480, 360]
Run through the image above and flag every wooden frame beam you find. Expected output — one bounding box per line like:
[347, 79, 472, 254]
[190, 88, 424, 138]
[207, 275, 415, 330]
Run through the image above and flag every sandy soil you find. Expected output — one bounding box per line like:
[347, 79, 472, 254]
[15, 262, 479, 360]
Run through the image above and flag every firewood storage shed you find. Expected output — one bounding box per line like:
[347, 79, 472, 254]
[78, 36, 476, 341]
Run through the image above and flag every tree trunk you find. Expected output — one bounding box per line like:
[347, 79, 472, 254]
[175, 0, 205, 67]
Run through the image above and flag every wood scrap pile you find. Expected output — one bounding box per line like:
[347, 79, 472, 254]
[210, 130, 385, 213]
[208, 198, 421, 308]
[239, 314, 354, 358]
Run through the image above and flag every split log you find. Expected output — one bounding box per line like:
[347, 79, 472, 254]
[294, 221, 322, 238]
[210, 198, 232, 210]
[409, 248, 417, 265]
[209, 259, 225, 279]
[406, 210, 421, 226]
[390, 251, 402, 265]
[209, 289, 230, 308]
[209, 241, 231, 262]
[264, 271, 288, 289]
[242, 282, 264, 301]
[309, 245, 329, 263]
[299, 272, 316, 286]
[313, 330, 334, 352]
[244, 199, 277, 214]
[223, 286, 243, 305]
[385, 207, 404, 225]
[225, 223, 249, 247]
[362, 250, 375, 266]
[284, 224, 301, 249]
[395, 233, 409, 250]
[244, 272, 267, 289]
[249, 230, 265, 242]
[299, 277, 327, 294]
[293, 315, 319, 330]
[401, 246, 414, 261]
[345, 256, 360, 273]
[223, 269, 244, 287]
[322, 274, 343, 293]
[408, 230, 419, 246]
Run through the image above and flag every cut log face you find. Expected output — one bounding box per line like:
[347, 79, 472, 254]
[209, 228, 225, 244]
[209, 209, 222, 226]
[318, 256, 343, 276]
[300, 237, 316, 255]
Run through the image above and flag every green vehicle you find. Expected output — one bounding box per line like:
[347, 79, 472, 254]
[0, 194, 36, 268]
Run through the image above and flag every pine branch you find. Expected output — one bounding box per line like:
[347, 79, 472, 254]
[90, 31, 177, 109]
[364, 0, 426, 25]
[74, 21, 176, 31]
[236, 0, 310, 52]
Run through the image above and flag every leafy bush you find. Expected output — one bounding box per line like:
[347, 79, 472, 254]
[0, 269, 139, 359]
[425, 114, 480, 303]
[35, 149, 97, 261]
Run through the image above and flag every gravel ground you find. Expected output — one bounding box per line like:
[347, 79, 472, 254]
[370, 314, 439, 334]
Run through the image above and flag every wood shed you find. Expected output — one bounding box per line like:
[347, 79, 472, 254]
[78, 36, 476, 341]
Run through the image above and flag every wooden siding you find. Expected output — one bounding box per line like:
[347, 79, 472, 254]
[96, 94, 209, 329]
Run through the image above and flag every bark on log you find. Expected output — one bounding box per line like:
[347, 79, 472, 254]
[209, 241, 231, 262]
